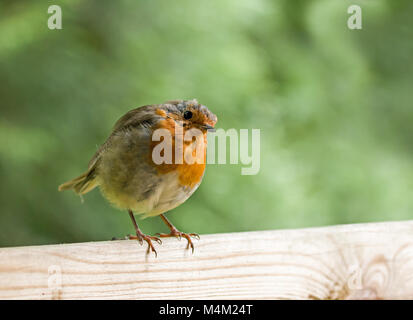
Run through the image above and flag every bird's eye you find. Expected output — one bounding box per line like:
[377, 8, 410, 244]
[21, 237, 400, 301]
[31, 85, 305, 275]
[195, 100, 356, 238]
[183, 110, 193, 120]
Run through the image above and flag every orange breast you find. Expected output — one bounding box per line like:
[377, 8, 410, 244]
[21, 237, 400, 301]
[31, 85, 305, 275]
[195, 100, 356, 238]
[149, 118, 207, 189]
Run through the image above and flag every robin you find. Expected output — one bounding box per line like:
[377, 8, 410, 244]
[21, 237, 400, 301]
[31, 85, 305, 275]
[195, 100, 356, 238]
[58, 99, 217, 256]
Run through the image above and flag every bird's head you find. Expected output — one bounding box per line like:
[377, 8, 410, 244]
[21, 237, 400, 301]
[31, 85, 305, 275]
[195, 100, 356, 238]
[161, 99, 217, 132]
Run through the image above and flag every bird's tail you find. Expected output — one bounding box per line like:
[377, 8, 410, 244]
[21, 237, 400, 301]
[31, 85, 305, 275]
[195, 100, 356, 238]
[58, 168, 98, 195]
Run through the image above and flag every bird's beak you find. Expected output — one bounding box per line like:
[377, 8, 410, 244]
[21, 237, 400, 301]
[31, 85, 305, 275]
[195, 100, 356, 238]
[201, 124, 215, 132]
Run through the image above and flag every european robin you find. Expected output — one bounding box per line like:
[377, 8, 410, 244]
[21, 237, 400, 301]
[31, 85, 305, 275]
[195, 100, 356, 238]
[58, 99, 217, 256]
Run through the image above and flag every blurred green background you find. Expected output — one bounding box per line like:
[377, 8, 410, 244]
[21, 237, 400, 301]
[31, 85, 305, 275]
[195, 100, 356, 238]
[1, 0, 412, 247]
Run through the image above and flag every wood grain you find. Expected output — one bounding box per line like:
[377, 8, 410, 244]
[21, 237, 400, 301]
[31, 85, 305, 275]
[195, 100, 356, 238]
[1, 221, 413, 299]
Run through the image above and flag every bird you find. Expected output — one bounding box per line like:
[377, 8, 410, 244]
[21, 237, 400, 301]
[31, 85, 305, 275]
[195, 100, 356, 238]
[58, 99, 217, 256]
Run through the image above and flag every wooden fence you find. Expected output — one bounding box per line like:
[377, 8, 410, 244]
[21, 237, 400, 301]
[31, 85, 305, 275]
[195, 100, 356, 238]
[1, 220, 413, 299]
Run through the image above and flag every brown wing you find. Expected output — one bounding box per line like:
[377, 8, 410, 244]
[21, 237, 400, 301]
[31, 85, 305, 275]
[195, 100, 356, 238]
[59, 103, 167, 195]
[87, 105, 156, 167]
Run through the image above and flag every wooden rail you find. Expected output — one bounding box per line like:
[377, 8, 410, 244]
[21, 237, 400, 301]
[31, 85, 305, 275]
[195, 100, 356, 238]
[1, 221, 413, 299]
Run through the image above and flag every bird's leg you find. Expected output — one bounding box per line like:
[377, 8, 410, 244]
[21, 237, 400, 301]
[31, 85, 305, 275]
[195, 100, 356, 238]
[127, 210, 162, 256]
[156, 214, 200, 253]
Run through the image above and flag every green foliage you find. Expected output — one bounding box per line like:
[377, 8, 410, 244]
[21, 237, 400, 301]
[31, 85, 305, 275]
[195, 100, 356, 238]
[1, 0, 412, 247]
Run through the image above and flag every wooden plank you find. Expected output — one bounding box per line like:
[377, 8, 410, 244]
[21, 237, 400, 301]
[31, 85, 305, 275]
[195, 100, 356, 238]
[1, 221, 413, 299]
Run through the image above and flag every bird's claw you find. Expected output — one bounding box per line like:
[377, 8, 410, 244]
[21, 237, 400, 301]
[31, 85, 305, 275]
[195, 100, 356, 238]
[127, 233, 162, 257]
[156, 231, 200, 254]
[190, 233, 200, 240]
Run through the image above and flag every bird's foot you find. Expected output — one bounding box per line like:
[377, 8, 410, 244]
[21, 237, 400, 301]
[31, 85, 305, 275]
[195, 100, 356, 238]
[156, 229, 200, 253]
[127, 232, 162, 257]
